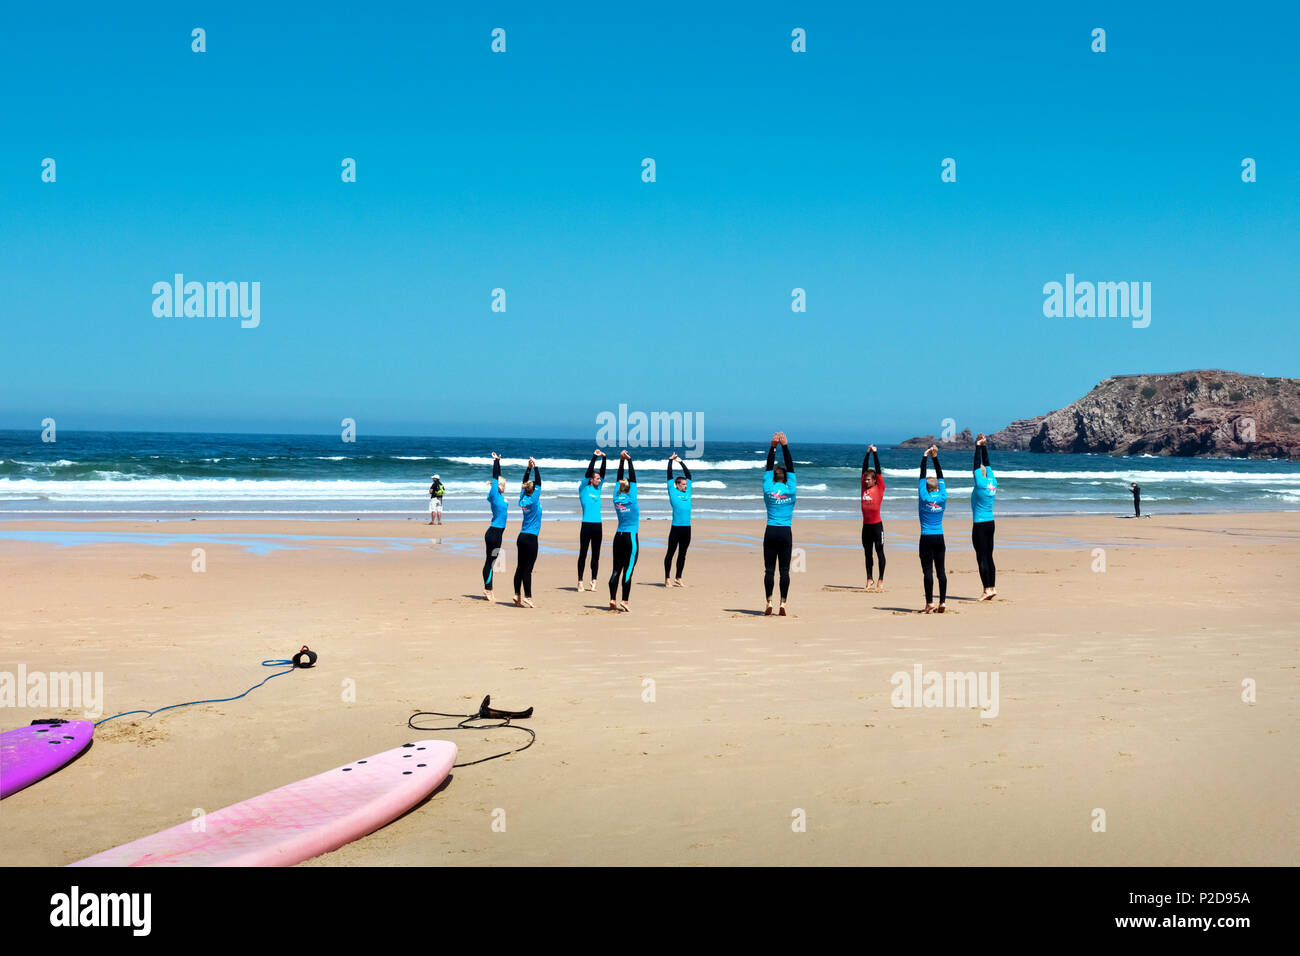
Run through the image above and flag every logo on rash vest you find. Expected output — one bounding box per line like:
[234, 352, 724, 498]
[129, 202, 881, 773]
[924, 500, 943, 511]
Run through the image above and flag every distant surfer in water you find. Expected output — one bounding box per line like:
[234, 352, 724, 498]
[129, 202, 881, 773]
[608, 451, 639, 612]
[762, 431, 796, 616]
[514, 458, 542, 608]
[1130, 482, 1141, 517]
[483, 453, 508, 599]
[918, 445, 948, 613]
[664, 453, 693, 587]
[971, 434, 997, 601]
[860, 444, 885, 592]
[577, 450, 607, 591]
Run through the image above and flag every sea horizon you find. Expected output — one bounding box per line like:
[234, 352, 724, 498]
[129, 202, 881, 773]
[3, 429, 1298, 522]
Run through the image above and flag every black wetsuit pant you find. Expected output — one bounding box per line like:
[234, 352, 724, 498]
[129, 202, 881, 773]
[483, 526, 504, 590]
[763, 525, 793, 601]
[972, 520, 996, 589]
[1133, 493, 1141, 517]
[862, 521, 885, 580]
[609, 531, 638, 601]
[578, 522, 602, 579]
[664, 526, 691, 579]
[919, 533, 947, 605]
[514, 532, 538, 598]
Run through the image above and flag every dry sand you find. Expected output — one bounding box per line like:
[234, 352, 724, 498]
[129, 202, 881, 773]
[1, 512, 1296, 865]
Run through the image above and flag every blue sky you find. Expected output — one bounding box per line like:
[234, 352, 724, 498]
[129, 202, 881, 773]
[2, 1, 1297, 441]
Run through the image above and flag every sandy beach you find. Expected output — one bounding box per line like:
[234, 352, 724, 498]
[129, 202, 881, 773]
[1, 512, 1296, 866]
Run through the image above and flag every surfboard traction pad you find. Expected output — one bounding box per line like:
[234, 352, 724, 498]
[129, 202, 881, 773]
[0, 719, 95, 800]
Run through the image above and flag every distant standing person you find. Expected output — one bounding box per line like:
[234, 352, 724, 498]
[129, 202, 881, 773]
[971, 434, 998, 601]
[1130, 482, 1141, 517]
[664, 453, 693, 587]
[917, 445, 948, 613]
[762, 431, 797, 616]
[482, 454, 508, 599]
[608, 451, 640, 612]
[428, 474, 445, 525]
[860, 444, 886, 592]
[577, 450, 607, 591]
[514, 458, 542, 608]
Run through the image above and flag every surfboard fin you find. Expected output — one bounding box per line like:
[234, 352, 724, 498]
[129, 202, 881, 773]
[477, 695, 533, 720]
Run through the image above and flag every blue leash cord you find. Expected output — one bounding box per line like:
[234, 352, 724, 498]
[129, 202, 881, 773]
[94, 658, 298, 727]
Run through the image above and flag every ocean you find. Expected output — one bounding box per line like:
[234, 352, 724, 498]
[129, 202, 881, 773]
[2, 431, 1298, 522]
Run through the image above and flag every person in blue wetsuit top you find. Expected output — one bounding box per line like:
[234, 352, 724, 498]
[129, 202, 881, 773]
[514, 457, 542, 607]
[577, 449, 607, 591]
[762, 431, 797, 616]
[607, 451, 640, 611]
[664, 453, 693, 587]
[971, 433, 998, 602]
[482, 453, 509, 599]
[917, 444, 948, 613]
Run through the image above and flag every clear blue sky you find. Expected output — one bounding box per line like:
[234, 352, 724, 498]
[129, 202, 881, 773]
[2, 1, 1297, 441]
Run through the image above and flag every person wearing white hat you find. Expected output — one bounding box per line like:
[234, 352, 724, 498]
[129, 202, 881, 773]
[428, 474, 445, 525]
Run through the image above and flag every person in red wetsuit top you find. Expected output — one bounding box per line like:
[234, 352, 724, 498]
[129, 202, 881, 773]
[860, 444, 886, 591]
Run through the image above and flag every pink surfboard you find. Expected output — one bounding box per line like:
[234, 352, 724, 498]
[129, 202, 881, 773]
[0, 719, 95, 800]
[70, 740, 457, 867]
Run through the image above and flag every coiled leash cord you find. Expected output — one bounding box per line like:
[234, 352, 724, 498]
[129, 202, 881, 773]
[408, 695, 536, 767]
[94, 646, 317, 727]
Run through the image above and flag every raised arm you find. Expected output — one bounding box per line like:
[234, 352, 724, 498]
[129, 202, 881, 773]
[667, 458, 674, 482]
[617, 458, 626, 483]
[781, 444, 794, 473]
[625, 456, 636, 484]
[932, 453, 943, 480]
[585, 454, 597, 480]
[872, 449, 882, 476]
[980, 444, 990, 468]
[766, 445, 777, 471]
[680, 460, 691, 480]
[599, 456, 607, 480]
[492, 456, 501, 480]
[533, 464, 542, 487]
[920, 454, 929, 479]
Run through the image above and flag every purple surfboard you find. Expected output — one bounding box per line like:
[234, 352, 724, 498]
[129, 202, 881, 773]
[0, 719, 94, 799]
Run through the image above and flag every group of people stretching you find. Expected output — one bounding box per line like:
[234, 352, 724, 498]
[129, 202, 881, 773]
[477, 431, 999, 613]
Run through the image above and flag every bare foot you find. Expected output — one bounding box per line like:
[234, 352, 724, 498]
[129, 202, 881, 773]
[513, 595, 523, 607]
[988, 588, 997, 599]
[764, 602, 773, 616]
[618, 602, 629, 612]
[609, 600, 618, 611]
[923, 604, 934, 614]
[778, 604, 787, 616]
[522, 597, 535, 608]
[865, 580, 875, 592]
[877, 580, 886, 593]
[674, 579, 685, 588]
[936, 603, 946, 613]
[587, 582, 597, 591]
[483, 590, 491, 600]
[665, 578, 671, 587]
[979, 589, 994, 602]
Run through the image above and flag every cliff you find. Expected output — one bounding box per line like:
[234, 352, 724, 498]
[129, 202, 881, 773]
[896, 371, 1300, 458]
[986, 371, 1300, 458]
